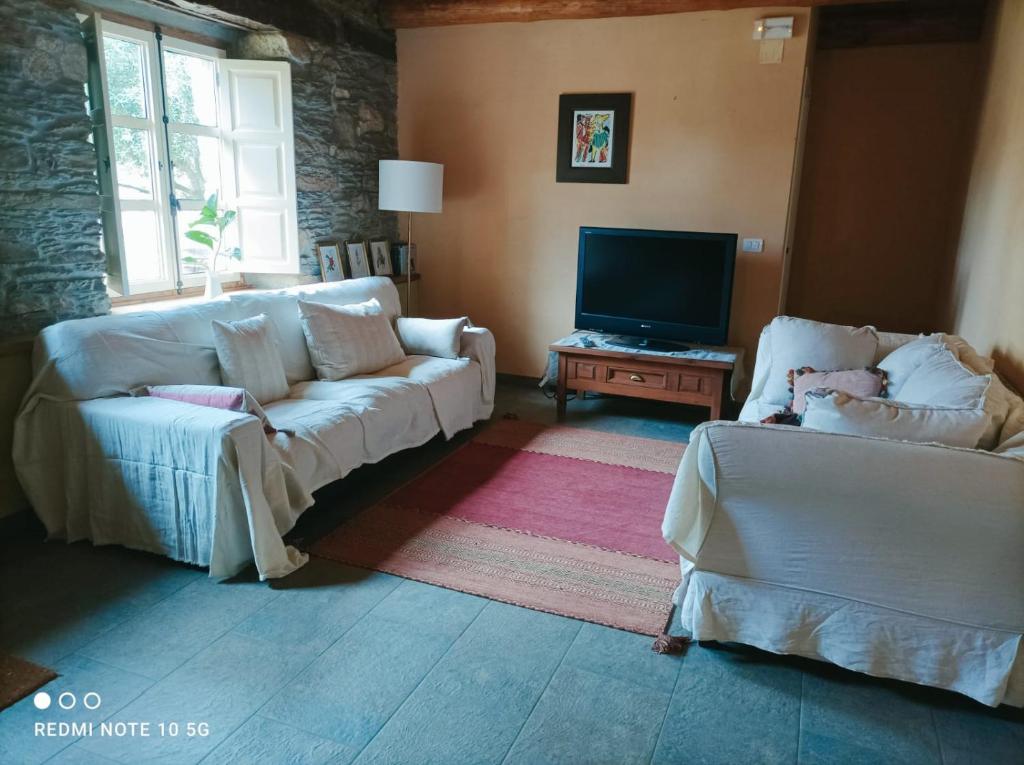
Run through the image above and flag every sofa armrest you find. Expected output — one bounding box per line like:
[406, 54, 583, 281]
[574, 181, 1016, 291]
[14, 396, 308, 580]
[663, 421, 1024, 630]
[461, 326, 496, 404]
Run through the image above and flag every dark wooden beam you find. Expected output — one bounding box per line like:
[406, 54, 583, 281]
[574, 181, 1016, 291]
[817, 0, 988, 48]
[384, 0, 879, 29]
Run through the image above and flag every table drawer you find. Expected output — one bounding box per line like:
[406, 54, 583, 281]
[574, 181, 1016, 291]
[606, 365, 668, 390]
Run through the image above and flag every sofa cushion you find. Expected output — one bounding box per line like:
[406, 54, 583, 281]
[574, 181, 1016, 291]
[211, 313, 290, 404]
[802, 390, 991, 449]
[298, 298, 406, 381]
[790, 367, 886, 415]
[281, 377, 439, 468]
[897, 346, 990, 408]
[763, 317, 878, 405]
[395, 316, 467, 359]
[877, 336, 946, 399]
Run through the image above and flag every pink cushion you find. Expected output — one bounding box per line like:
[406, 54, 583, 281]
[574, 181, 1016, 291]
[134, 384, 279, 434]
[791, 368, 885, 415]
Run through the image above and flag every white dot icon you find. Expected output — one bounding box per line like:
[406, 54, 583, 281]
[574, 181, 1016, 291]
[33, 692, 51, 710]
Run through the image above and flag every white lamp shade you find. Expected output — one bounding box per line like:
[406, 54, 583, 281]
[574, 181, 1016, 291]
[378, 160, 444, 214]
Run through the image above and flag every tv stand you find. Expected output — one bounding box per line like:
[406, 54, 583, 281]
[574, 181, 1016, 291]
[549, 335, 735, 422]
[606, 335, 690, 353]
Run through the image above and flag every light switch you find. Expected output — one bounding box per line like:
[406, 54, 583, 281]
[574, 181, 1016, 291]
[742, 238, 764, 253]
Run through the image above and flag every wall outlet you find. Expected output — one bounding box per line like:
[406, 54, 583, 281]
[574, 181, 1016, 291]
[742, 238, 764, 253]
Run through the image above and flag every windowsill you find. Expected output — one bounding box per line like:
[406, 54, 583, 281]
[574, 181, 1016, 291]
[110, 281, 252, 314]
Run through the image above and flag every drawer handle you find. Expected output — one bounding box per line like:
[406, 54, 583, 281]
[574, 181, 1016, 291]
[629, 374, 644, 383]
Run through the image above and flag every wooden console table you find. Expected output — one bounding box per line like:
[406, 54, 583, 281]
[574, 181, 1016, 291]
[550, 340, 735, 422]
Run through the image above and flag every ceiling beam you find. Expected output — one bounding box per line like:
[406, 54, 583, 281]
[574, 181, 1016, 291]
[383, 0, 878, 29]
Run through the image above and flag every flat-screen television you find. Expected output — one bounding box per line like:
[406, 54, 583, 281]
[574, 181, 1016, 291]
[575, 226, 737, 349]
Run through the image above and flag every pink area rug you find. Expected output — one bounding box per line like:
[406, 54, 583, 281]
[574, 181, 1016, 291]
[313, 420, 684, 635]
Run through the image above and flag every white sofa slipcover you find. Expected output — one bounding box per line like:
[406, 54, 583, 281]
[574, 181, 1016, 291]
[13, 278, 495, 580]
[665, 319, 1024, 707]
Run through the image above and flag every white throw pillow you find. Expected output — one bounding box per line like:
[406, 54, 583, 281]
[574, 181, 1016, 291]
[395, 316, 467, 359]
[298, 298, 406, 380]
[763, 316, 879, 405]
[210, 313, 290, 404]
[897, 346, 990, 407]
[877, 336, 945, 399]
[802, 390, 990, 449]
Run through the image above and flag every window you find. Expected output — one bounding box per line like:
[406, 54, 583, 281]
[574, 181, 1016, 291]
[83, 16, 300, 297]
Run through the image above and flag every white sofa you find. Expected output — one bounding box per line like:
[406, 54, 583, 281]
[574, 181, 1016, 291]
[663, 318, 1024, 707]
[13, 278, 495, 581]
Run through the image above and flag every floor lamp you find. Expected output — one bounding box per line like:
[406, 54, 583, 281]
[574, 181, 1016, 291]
[378, 160, 444, 316]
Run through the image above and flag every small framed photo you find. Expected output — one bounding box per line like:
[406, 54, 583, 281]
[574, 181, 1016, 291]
[345, 240, 371, 279]
[316, 241, 345, 282]
[556, 93, 632, 184]
[369, 239, 392, 276]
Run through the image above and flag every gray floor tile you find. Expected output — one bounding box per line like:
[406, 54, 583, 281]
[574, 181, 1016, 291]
[233, 560, 402, 654]
[260, 609, 479, 751]
[562, 622, 681, 695]
[933, 702, 1024, 765]
[652, 644, 801, 765]
[45, 744, 120, 763]
[799, 670, 942, 764]
[365, 578, 489, 639]
[354, 601, 581, 765]
[76, 577, 279, 680]
[76, 631, 317, 764]
[503, 665, 671, 765]
[0, 654, 153, 765]
[201, 715, 358, 765]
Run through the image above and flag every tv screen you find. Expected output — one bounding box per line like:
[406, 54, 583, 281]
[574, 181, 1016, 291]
[575, 227, 737, 347]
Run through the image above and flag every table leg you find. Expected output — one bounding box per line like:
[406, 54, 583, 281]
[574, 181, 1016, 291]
[555, 354, 567, 421]
[709, 370, 725, 421]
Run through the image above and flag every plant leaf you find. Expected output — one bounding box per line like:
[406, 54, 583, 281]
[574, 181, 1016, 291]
[185, 230, 215, 249]
[218, 210, 237, 231]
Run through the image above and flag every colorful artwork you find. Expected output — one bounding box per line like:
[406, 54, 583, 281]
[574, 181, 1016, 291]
[571, 110, 614, 168]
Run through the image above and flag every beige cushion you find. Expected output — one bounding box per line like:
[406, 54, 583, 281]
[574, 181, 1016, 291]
[802, 390, 991, 449]
[298, 298, 406, 381]
[210, 313, 289, 404]
[763, 317, 878, 405]
[395, 316, 468, 360]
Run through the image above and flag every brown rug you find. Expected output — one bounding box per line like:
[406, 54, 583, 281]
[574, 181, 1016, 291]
[313, 420, 684, 635]
[0, 654, 57, 711]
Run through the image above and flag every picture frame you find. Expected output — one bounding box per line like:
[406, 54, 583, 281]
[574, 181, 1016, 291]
[315, 240, 345, 282]
[345, 240, 372, 279]
[369, 239, 392, 276]
[556, 93, 632, 184]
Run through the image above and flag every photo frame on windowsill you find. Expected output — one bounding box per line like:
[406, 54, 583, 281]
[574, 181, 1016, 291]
[556, 93, 633, 184]
[316, 241, 345, 282]
[369, 239, 392, 276]
[345, 240, 372, 279]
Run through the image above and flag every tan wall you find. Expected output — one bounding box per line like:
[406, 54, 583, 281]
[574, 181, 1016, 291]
[397, 9, 811, 376]
[949, 0, 1024, 392]
[787, 42, 982, 334]
[0, 340, 32, 521]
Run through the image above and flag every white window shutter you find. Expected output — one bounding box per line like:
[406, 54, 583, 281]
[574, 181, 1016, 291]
[82, 13, 131, 295]
[217, 60, 300, 274]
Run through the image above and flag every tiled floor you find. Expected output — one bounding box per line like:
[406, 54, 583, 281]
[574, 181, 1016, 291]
[1, 378, 1022, 764]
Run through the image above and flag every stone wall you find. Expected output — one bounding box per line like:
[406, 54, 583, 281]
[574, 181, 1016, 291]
[236, 30, 399, 281]
[0, 0, 109, 338]
[0, 0, 398, 331]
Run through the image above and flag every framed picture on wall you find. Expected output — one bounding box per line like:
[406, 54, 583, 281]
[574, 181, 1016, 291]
[316, 241, 345, 282]
[556, 93, 632, 184]
[369, 239, 392, 275]
[345, 240, 372, 279]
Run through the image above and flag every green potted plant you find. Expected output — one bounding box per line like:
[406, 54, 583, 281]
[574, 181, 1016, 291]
[182, 192, 241, 298]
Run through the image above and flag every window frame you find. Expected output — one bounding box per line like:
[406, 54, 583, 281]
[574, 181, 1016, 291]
[99, 21, 234, 296]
